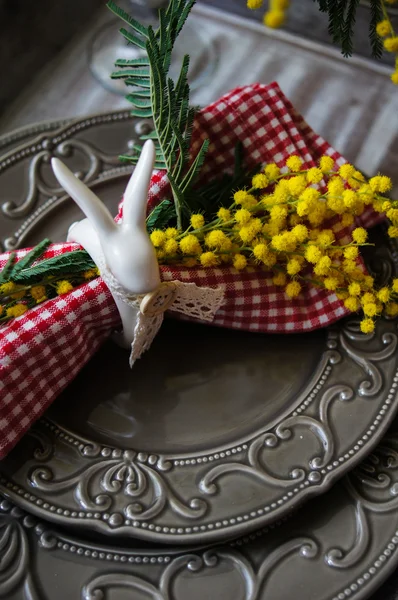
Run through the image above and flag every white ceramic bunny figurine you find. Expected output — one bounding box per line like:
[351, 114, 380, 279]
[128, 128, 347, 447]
[51, 140, 161, 350]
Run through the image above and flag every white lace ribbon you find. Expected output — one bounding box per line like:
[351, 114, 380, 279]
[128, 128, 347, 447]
[98, 259, 225, 366]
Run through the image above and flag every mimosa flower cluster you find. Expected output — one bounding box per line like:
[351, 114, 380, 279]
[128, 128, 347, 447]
[0, 268, 99, 323]
[150, 154, 398, 335]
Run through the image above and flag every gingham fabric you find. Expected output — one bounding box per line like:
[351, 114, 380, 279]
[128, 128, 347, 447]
[0, 82, 382, 458]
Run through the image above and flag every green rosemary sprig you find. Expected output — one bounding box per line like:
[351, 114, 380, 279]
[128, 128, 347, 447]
[315, 0, 385, 58]
[0, 245, 98, 322]
[107, 0, 209, 230]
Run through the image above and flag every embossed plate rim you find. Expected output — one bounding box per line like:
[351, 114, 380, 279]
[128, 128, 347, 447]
[1, 113, 398, 546]
[3, 430, 398, 600]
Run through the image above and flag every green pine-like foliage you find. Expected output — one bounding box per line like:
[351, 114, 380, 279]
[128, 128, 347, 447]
[107, 0, 210, 230]
[315, 0, 384, 58]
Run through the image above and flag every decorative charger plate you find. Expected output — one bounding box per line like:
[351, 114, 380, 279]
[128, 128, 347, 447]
[5, 420, 398, 600]
[1, 114, 398, 545]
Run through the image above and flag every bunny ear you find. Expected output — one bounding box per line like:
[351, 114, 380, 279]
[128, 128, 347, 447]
[122, 140, 156, 226]
[51, 158, 116, 237]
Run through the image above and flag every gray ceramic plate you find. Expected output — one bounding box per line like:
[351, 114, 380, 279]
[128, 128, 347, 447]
[1, 113, 398, 546]
[4, 419, 398, 600]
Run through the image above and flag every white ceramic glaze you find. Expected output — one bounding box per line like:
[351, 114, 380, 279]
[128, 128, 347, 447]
[51, 140, 160, 349]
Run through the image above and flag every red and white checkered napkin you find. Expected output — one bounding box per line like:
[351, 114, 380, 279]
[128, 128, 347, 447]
[0, 82, 381, 458]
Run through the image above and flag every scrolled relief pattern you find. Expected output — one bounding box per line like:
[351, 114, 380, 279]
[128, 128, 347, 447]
[82, 540, 319, 600]
[29, 448, 207, 525]
[325, 436, 398, 569]
[2, 140, 121, 220]
[199, 319, 397, 497]
[17, 316, 397, 533]
[0, 500, 39, 600]
[0, 111, 139, 250]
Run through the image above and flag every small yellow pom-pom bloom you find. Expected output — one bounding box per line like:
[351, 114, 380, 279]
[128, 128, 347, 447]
[362, 292, 376, 305]
[305, 245, 322, 264]
[235, 208, 252, 225]
[377, 287, 391, 303]
[327, 176, 345, 197]
[314, 256, 332, 276]
[234, 191, 257, 208]
[384, 36, 398, 52]
[291, 224, 308, 243]
[286, 155, 302, 171]
[247, 0, 263, 8]
[386, 303, 398, 317]
[6, 303, 28, 318]
[0, 282, 17, 295]
[344, 246, 359, 260]
[271, 231, 297, 252]
[190, 214, 205, 229]
[341, 213, 355, 227]
[285, 281, 301, 298]
[327, 195, 345, 214]
[343, 189, 358, 209]
[164, 239, 179, 255]
[200, 252, 218, 267]
[286, 258, 302, 276]
[263, 9, 285, 28]
[288, 175, 307, 197]
[317, 230, 335, 247]
[264, 163, 280, 179]
[239, 226, 256, 244]
[206, 230, 228, 249]
[378, 176, 393, 193]
[339, 163, 355, 180]
[344, 297, 360, 312]
[300, 187, 321, 204]
[31, 285, 47, 301]
[83, 269, 98, 280]
[233, 254, 247, 270]
[234, 190, 249, 205]
[319, 156, 334, 173]
[217, 207, 231, 222]
[252, 173, 269, 189]
[383, 201, 392, 212]
[179, 234, 201, 255]
[273, 180, 290, 204]
[360, 318, 375, 334]
[324, 277, 339, 291]
[348, 282, 361, 297]
[376, 20, 391, 37]
[363, 303, 378, 317]
[150, 230, 166, 247]
[56, 280, 73, 295]
[306, 167, 323, 184]
[387, 208, 398, 221]
[388, 226, 398, 238]
[358, 184, 374, 205]
[393, 278, 398, 293]
[297, 200, 309, 217]
[348, 170, 365, 190]
[270, 205, 288, 223]
[352, 227, 368, 244]
[273, 272, 287, 287]
[391, 71, 398, 85]
[369, 176, 380, 192]
[253, 243, 270, 262]
[165, 227, 178, 239]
